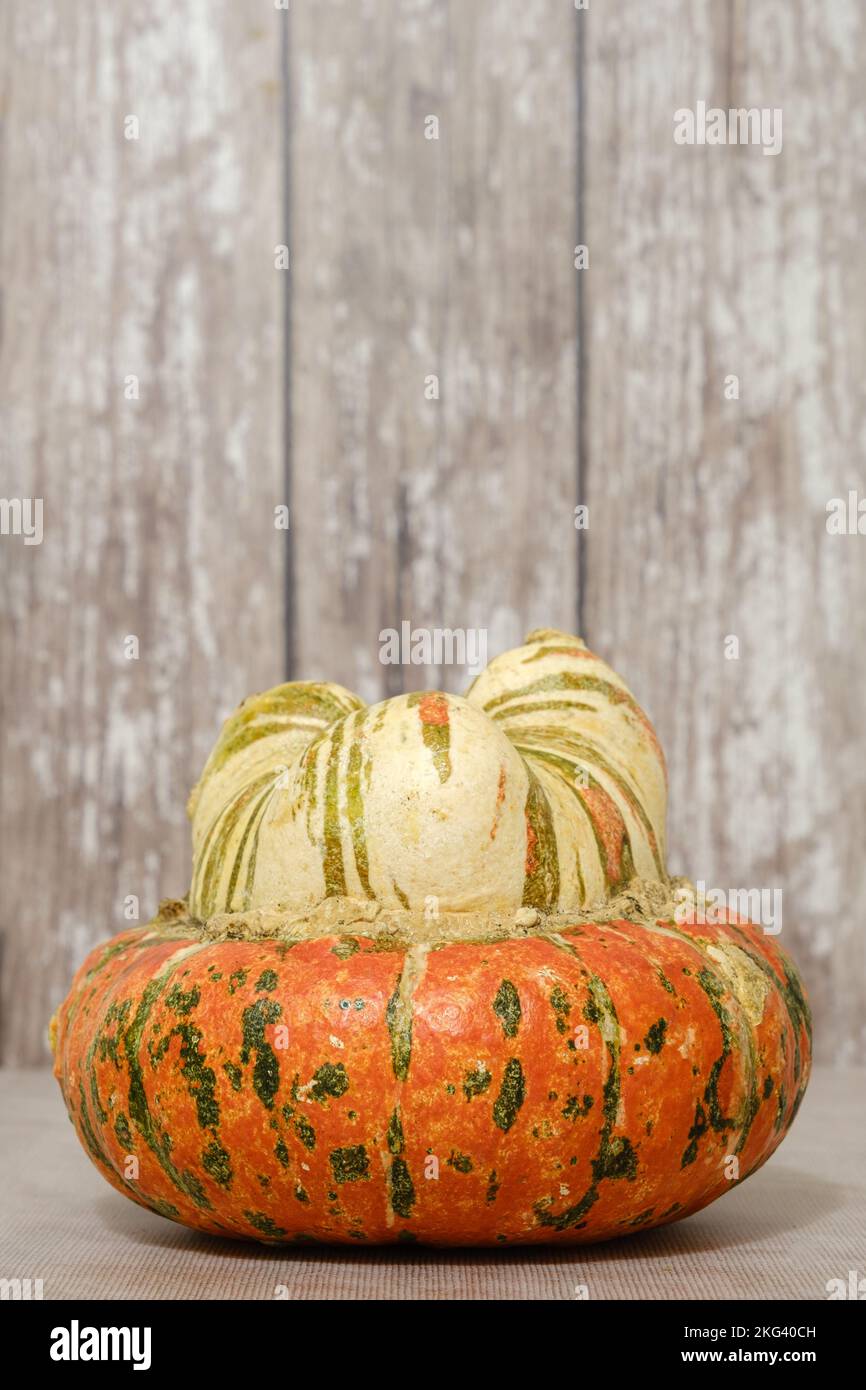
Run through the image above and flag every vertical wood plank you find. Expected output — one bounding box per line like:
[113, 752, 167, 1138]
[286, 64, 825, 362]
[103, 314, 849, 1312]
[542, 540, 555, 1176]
[289, 0, 578, 699]
[582, 0, 866, 1063]
[0, 0, 284, 1062]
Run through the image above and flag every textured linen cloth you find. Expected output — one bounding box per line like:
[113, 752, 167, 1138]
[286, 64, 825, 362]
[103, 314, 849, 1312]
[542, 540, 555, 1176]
[1, 1067, 863, 1301]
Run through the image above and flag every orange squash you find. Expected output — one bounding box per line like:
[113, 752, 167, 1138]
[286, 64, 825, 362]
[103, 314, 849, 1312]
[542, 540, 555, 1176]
[51, 631, 810, 1245]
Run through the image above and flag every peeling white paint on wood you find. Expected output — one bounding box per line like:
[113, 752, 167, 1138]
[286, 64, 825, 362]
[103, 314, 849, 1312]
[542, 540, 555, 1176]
[0, 1, 284, 1063]
[289, 0, 579, 699]
[581, 0, 866, 1065]
[0, 0, 861, 1068]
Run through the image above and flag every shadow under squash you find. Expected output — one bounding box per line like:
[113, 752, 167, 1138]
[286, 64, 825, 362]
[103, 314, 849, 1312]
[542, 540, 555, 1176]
[95, 1161, 843, 1270]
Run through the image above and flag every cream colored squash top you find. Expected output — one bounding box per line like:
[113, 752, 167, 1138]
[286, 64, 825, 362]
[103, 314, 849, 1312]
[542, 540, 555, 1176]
[186, 630, 667, 924]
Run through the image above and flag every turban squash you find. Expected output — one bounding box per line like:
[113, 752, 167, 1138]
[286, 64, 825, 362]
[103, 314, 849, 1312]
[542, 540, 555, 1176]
[51, 630, 811, 1246]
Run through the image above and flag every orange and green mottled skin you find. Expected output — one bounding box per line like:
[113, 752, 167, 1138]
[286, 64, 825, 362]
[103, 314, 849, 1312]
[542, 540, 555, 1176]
[406, 691, 452, 784]
[52, 909, 811, 1246]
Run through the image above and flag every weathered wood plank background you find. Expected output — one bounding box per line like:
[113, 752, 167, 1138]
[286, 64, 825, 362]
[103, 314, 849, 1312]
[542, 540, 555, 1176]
[582, 0, 866, 1066]
[1, 0, 863, 1064]
[290, 0, 578, 699]
[0, 0, 284, 1063]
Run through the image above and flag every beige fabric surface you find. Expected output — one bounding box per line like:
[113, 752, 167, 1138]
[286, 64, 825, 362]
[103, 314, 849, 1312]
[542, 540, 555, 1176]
[1, 1067, 863, 1301]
